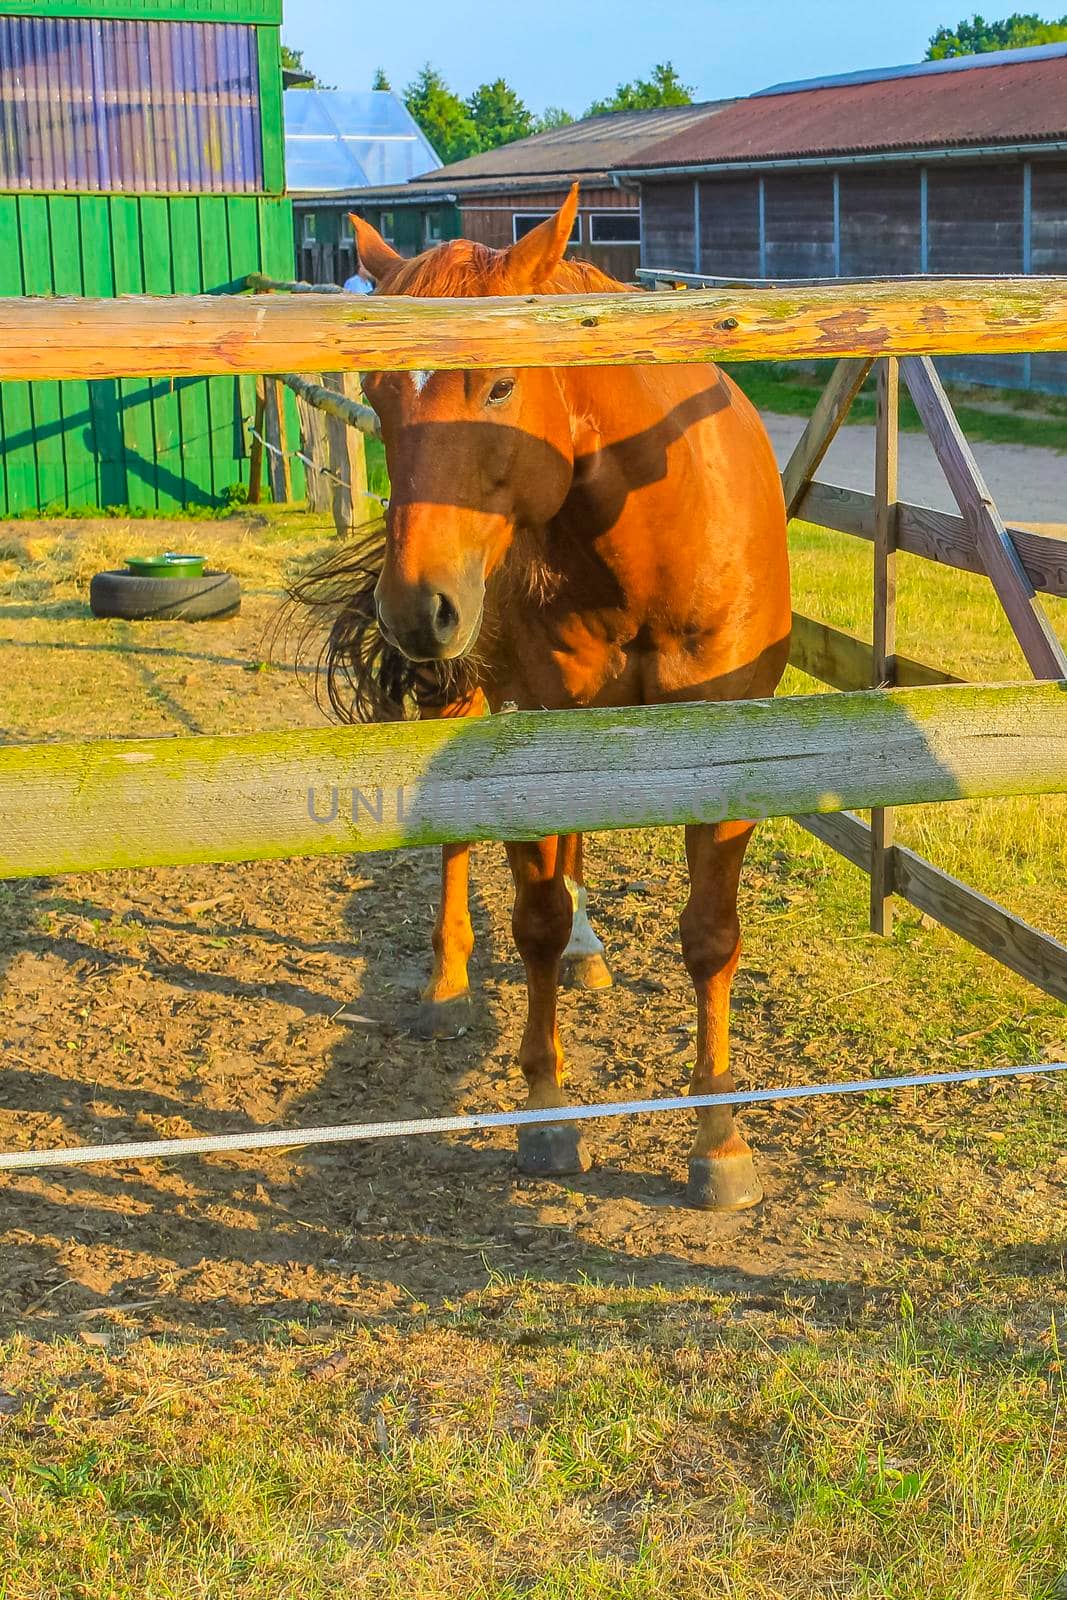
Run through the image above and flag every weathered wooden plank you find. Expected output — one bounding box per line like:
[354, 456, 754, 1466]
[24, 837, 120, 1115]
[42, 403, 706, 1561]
[871, 358, 900, 935]
[793, 809, 1067, 1004]
[0, 684, 1064, 879]
[2, 278, 1067, 381]
[901, 355, 1067, 679]
[793, 479, 1067, 600]
[788, 612, 960, 691]
[781, 356, 873, 516]
[322, 372, 371, 537]
[294, 375, 332, 515]
[274, 371, 380, 437]
[247, 379, 265, 504]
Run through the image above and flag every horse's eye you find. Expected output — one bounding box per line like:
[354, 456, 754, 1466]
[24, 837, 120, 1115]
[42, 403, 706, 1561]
[487, 378, 515, 405]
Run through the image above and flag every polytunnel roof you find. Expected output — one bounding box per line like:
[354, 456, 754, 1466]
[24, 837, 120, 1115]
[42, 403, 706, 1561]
[284, 89, 441, 194]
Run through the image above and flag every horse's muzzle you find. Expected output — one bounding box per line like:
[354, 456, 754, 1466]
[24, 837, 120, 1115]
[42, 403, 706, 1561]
[375, 579, 480, 662]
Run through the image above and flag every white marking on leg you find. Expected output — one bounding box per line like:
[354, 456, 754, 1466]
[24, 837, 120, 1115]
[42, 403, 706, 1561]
[563, 876, 605, 959]
[410, 369, 433, 395]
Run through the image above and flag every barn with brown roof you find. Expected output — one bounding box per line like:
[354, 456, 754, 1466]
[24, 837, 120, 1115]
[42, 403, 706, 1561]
[616, 42, 1067, 390]
[293, 101, 729, 287]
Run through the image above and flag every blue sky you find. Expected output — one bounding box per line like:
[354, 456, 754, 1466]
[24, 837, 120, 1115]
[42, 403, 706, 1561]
[282, 1, 1060, 114]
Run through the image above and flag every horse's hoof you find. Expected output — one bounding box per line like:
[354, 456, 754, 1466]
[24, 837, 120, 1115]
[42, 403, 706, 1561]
[685, 1153, 763, 1212]
[562, 953, 613, 991]
[414, 991, 472, 1040]
[517, 1121, 593, 1176]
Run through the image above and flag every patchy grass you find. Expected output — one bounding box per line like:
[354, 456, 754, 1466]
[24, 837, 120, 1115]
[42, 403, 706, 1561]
[723, 362, 1067, 453]
[0, 1289, 1064, 1600]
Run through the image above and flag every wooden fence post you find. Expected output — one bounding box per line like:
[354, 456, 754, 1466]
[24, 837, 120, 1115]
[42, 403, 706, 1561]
[247, 378, 266, 504]
[263, 376, 292, 505]
[294, 373, 331, 514]
[323, 371, 370, 537]
[870, 357, 899, 936]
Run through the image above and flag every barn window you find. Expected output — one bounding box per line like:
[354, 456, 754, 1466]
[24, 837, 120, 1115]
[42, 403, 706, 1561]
[301, 213, 318, 246]
[379, 211, 396, 243]
[424, 211, 446, 245]
[0, 15, 263, 193]
[588, 212, 641, 244]
[513, 212, 582, 244]
[339, 215, 355, 245]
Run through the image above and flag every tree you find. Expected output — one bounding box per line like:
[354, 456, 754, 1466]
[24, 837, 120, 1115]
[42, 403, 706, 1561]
[585, 61, 694, 117]
[279, 44, 332, 89]
[404, 65, 480, 164]
[927, 11, 1067, 56]
[371, 67, 392, 91]
[466, 79, 535, 150]
[534, 106, 575, 131]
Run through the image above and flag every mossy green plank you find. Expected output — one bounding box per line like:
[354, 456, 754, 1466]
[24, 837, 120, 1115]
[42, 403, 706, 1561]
[256, 25, 286, 195]
[18, 196, 67, 509]
[0, 684, 1064, 878]
[48, 197, 97, 507]
[169, 198, 215, 507]
[197, 196, 237, 501]
[0, 0, 281, 19]
[0, 197, 37, 512]
[140, 199, 184, 511]
[78, 196, 125, 509]
[108, 198, 154, 511]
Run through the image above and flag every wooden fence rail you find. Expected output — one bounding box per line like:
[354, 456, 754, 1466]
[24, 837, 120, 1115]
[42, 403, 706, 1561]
[0, 684, 1064, 880]
[0, 277, 1065, 381]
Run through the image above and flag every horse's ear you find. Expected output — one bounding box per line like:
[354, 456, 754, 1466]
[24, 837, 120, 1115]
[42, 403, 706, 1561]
[349, 213, 401, 281]
[499, 182, 579, 291]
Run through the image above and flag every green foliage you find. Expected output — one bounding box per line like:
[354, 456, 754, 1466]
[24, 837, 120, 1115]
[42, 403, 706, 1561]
[535, 106, 575, 131]
[404, 64, 480, 164]
[466, 78, 535, 149]
[279, 43, 333, 91]
[585, 60, 694, 117]
[927, 10, 1067, 56]
[371, 67, 392, 91]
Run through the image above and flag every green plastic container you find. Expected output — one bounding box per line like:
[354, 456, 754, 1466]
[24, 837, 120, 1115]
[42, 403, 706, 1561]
[125, 552, 206, 580]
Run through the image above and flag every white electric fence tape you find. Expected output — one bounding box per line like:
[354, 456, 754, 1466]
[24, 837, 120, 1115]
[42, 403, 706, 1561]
[0, 1061, 1063, 1172]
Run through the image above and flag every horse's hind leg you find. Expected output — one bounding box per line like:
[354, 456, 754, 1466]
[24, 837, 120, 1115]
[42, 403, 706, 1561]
[559, 833, 613, 992]
[680, 819, 763, 1211]
[508, 835, 591, 1175]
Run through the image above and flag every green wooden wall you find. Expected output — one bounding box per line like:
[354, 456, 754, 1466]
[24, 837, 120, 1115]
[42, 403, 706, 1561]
[0, 4, 301, 515]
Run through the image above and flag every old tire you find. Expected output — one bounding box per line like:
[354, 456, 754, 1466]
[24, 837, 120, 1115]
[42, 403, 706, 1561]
[89, 569, 241, 622]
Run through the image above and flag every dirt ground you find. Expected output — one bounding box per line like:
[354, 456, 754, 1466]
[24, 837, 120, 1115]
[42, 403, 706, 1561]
[0, 516, 1063, 1346]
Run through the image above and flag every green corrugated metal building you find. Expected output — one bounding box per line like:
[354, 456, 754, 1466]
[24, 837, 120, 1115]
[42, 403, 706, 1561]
[0, 0, 299, 514]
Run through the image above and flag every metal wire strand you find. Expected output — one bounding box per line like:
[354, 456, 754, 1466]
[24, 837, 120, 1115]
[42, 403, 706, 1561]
[0, 1061, 1063, 1172]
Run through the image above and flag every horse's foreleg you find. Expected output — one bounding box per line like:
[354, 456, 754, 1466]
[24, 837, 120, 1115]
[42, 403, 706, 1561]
[559, 833, 613, 991]
[416, 840, 476, 1037]
[679, 819, 763, 1211]
[507, 835, 591, 1175]
[415, 692, 484, 1039]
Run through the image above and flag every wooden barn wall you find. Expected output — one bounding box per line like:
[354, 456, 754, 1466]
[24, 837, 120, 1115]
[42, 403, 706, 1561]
[928, 163, 1027, 388]
[763, 172, 835, 278]
[641, 180, 696, 272]
[461, 186, 639, 281]
[1029, 160, 1067, 393]
[0, 193, 300, 514]
[698, 177, 759, 278]
[838, 169, 921, 276]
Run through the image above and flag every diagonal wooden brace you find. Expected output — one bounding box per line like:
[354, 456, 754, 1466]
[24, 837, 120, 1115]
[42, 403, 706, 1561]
[901, 356, 1067, 680]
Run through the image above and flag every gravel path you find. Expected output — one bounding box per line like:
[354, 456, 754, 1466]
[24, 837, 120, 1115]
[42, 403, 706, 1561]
[764, 413, 1067, 531]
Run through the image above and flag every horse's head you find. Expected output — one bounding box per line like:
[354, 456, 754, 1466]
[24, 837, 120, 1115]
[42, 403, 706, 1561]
[351, 188, 586, 662]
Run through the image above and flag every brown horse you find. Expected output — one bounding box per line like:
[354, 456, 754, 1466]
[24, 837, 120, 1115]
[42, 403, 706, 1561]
[332, 186, 790, 1208]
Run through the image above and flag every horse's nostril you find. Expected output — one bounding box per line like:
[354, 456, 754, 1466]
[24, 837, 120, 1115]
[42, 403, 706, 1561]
[431, 591, 460, 642]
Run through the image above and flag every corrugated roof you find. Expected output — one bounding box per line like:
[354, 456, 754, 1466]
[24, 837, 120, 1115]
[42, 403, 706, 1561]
[618, 48, 1067, 170]
[284, 89, 441, 193]
[412, 101, 731, 184]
